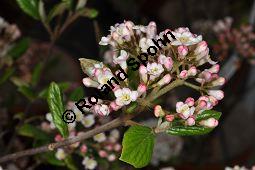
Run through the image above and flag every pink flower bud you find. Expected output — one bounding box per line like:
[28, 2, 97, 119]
[187, 66, 197, 76]
[208, 96, 218, 106]
[154, 105, 165, 117]
[199, 118, 218, 128]
[211, 77, 225, 86]
[198, 100, 207, 109]
[94, 104, 110, 116]
[139, 65, 148, 83]
[157, 74, 172, 86]
[105, 144, 113, 151]
[158, 55, 173, 70]
[185, 97, 195, 106]
[208, 64, 220, 73]
[110, 101, 121, 111]
[147, 21, 157, 39]
[179, 70, 188, 79]
[99, 150, 108, 158]
[165, 114, 175, 122]
[137, 83, 147, 96]
[113, 144, 122, 152]
[208, 90, 224, 100]
[83, 77, 99, 88]
[178, 45, 188, 57]
[80, 144, 87, 153]
[201, 71, 212, 82]
[186, 117, 195, 126]
[54, 134, 63, 142]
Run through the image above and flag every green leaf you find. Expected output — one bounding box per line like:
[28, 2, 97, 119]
[8, 38, 30, 60]
[126, 102, 138, 114]
[0, 67, 15, 85]
[64, 156, 78, 170]
[16, 0, 40, 20]
[167, 126, 213, 136]
[196, 110, 221, 121]
[76, 0, 87, 10]
[47, 82, 68, 138]
[31, 63, 43, 86]
[18, 85, 36, 101]
[47, 2, 67, 22]
[69, 87, 84, 101]
[17, 124, 49, 141]
[38, 0, 46, 21]
[39, 82, 70, 98]
[77, 8, 98, 19]
[120, 125, 155, 168]
[62, 0, 73, 9]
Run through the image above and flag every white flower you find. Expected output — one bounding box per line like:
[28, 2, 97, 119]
[82, 157, 98, 170]
[146, 62, 164, 80]
[73, 106, 84, 122]
[99, 36, 110, 45]
[81, 114, 95, 128]
[171, 27, 202, 46]
[97, 69, 114, 85]
[109, 129, 120, 142]
[107, 154, 116, 162]
[93, 132, 106, 143]
[45, 113, 55, 129]
[139, 37, 154, 52]
[114, 88, 138, 106]
[93, 104, 110, 116]
[176, 102, 195, 119]
[55, 149, 66, 160]
[113, 50, 129, 70]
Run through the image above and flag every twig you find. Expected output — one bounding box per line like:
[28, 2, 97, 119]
[0, 113, 136, 163]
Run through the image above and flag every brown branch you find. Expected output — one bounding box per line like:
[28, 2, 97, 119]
[0, 114, 135, 163]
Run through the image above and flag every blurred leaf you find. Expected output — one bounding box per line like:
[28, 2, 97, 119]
[18, 124, 49, 140]
[77, 8, 98, 19]
[126, 102, 138, 114]
[76, 0, 87, 10]
[64, 156, 78, 170]
[8, 38, 30, 60]
[0, 67, 15, 85]
[18, 85, 36, 101]
[38, 0, 46, 21]
[196, 110, 221, 121]
[16, 0, 40, 20]
[42, 152, 65, 166]
[167, 126, 213, 136]
[47, 2, 67, 22]
[47, 82, 68, 138]
[31, 63, 43, 86]
[62, 0, 73, 9]
[69, 87, 84, 101]
[39, 82, 70, 98]
[120, 125, 155, 168]
[10, 77, 29, 87]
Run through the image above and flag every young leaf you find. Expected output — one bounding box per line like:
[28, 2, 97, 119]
[18, 85, 36, 101]
[47, 82, 69, 138]
[76, 0, 87, 10]
[120, 125, 155, 168]
[41, 152, 65, 166]
[77, 8, 98, 19]
[8, 38, 30, 60]
[64, 156, 78, 170]
[17, 124, 49, 141]
[31, 63, 43, 86]
[47, 2, 67, 22]
[69, 87, 84, 101]
[38, 0, 46, 22]
[167, 126, 213, 136]
[16, 0, 40, 20]
[0, 67, 15, 85]
[196, 110, 221, 121]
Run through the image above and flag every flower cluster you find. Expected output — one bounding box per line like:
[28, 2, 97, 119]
[79, 21, 224, 121]
[0, 16, 21, 58]
[42, 102, 121, 169]
[213, 17, 255, 64]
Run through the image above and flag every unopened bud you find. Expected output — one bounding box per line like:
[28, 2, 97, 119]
[208, 90, 224, 100]
[187, 66, 197, 76]
[208, 64, 220, 73]
[80, 144, 87, 153]
[165, 114, 175, 122]
[83, 77, 99, 88]
[154, 105, 165, 117]
[178, 45, 188, 57]
[156, 74, 172, 86]
[99, 150, 108, 158]
[179, 70, 188, 79]
[211, 77, 225, 86]
[137, 83, 147, 96]
[186, 117, 195, 126]
[185, 97, 195, 106]
[199, 118, 218, 128]
[139, 65, 148, 83]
